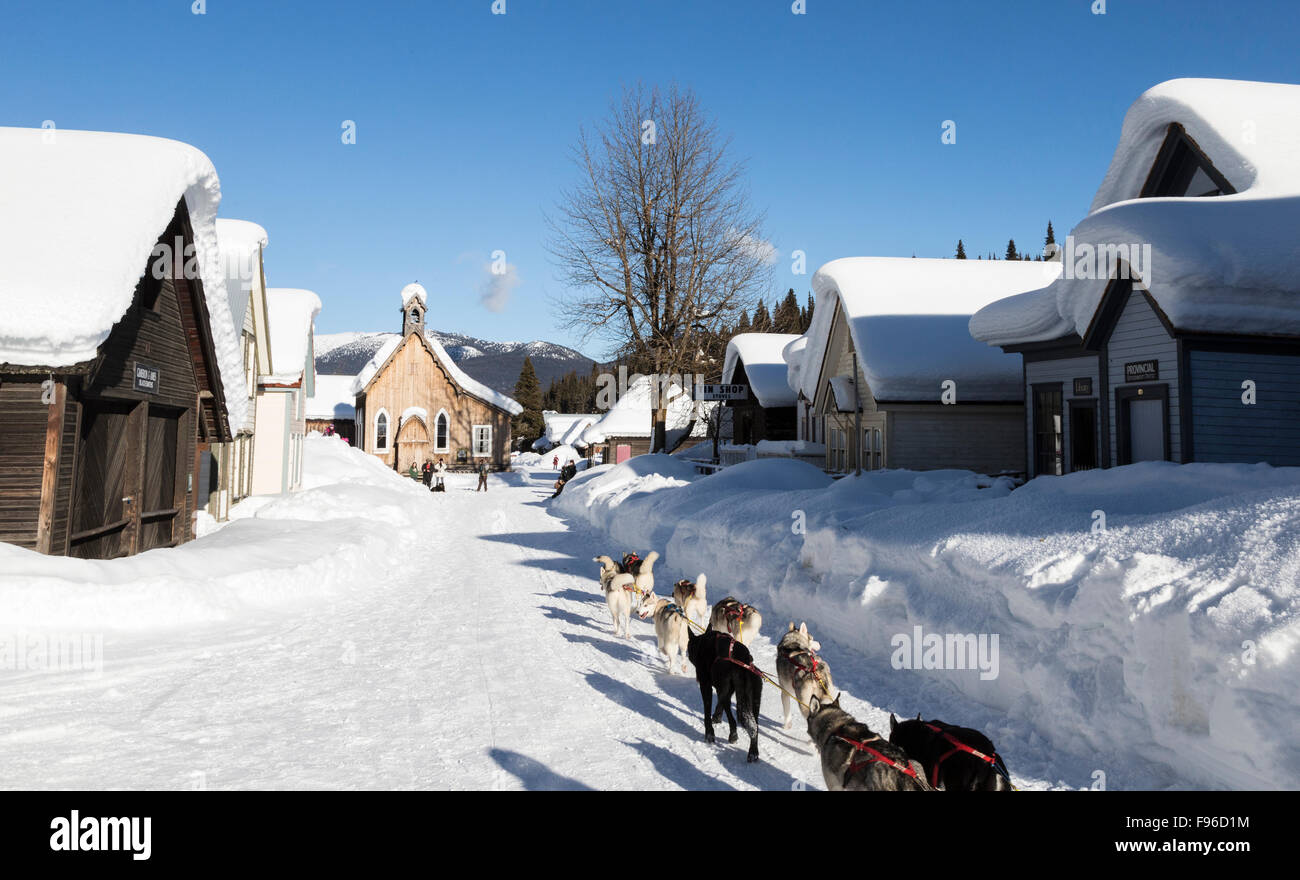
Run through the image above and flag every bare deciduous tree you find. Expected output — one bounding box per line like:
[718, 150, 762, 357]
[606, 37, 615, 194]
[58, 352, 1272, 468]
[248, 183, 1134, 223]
[547, 83, 773, 451]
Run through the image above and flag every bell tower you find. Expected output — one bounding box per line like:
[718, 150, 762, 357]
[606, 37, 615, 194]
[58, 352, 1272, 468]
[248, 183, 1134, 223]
[400, 282, 427, 337]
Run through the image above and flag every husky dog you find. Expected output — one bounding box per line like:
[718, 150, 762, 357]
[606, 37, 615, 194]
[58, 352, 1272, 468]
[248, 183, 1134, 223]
[620, 551, 652, 576]
[630, 550, 659, 596]
[709, 597, 762, 646]
[776, 622, 834, 728]
[593, 555, 620, 593]
[888, 714, 1012, 791]
[686, 627, 762, 762]
[806, 695, 931, 791]
[671, 574, 708, 623]
[605, 572, 638, 638]
[637, 593, 691, 674]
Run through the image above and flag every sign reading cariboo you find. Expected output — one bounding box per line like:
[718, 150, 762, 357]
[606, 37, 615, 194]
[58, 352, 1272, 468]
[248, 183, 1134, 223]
[1124, 359, 1159, 383]
[134, 361, 160, 394]
[694, 383, 748, 401]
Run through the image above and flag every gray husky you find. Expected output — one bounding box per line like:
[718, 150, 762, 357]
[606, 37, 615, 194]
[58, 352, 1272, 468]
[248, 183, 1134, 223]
[775, 622, 834, 729]
[806, 695, 932, 791]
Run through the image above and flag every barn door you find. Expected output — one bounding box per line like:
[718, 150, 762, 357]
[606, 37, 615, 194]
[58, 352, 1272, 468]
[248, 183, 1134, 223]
[69, 400, 134, 559]
[140, 406, 181, 550]
[616, 443, 632, 463]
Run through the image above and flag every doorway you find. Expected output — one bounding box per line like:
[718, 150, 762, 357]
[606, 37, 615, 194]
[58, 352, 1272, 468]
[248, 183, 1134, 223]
[1117, 385, 1168, 464]
[1068, 399, 1098, 471]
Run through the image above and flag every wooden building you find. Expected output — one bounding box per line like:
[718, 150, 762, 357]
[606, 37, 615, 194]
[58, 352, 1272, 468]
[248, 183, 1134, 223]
[0, 127, 243, 558]
[721, 333, 801, 445]
[790, 257, 1059, 476]
[250, 288, 320, 494]
[353, 284, 521, 470]
[579, 374, 702, 463]
[305, 374, 357, 443]
[971, 78, 1300, 477]
[198, 219, 273, 519]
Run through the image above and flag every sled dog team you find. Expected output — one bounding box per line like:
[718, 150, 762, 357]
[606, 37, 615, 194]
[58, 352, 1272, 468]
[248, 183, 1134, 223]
[592, 550, 1014, 791]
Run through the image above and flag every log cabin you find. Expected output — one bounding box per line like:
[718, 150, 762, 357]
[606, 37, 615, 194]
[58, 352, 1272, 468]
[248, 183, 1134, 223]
[971, 78, 1300, 477]
[352, 284, 521, 471]
[0, 127, 244, 558]
[788, 257, 1061, 476]
[251, 288, 321, 494]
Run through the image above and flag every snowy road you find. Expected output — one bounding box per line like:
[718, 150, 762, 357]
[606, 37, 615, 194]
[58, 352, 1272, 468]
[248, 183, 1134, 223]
[1, 465, 827, 790]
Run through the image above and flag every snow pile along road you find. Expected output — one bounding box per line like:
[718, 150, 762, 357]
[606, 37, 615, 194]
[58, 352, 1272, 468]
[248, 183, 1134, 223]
[0, 436, 428, 631]
[556, 457, 1300, 789]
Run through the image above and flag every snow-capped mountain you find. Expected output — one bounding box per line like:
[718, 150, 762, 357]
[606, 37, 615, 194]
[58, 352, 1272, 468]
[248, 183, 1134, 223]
[314, 330, 595, 395]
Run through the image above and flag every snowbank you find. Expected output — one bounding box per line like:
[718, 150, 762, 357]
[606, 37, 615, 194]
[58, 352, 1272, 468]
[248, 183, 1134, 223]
[0, 435, 429, 631]
[555, 456, 1300, 789]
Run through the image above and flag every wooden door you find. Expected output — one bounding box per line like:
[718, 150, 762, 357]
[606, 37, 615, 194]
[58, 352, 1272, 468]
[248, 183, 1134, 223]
[141, 407, 181, 550]
[395, 416, 430, 473]
[69, 400, 134, 559]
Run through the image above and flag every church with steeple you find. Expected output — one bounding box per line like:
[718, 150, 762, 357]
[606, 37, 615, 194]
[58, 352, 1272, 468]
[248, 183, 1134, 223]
[351, 283, 522, 471]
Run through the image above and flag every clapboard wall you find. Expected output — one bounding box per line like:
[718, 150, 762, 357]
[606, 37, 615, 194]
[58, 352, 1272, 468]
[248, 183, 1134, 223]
[1189, 349, 1300, 465]
[1107, 289, 1181, 463]
[1024, 354, 1103, 476]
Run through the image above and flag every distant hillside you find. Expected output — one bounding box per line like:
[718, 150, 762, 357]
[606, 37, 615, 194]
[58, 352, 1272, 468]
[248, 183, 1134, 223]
[314, 331, 596, 397]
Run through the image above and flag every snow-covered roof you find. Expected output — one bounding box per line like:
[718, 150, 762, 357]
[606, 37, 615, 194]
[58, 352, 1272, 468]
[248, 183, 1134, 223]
[828, 375, 857, 412]
[263, 288, 321, 385]
[401, 282, 427, 305]
[0, 126, 247, 431]
[539, 412, 599, 449]
[722, 333, 801, 408]
[216, 219, 268, 432]
[972, 78, 1300, 347]
[305, 374, 356, 420]
[351, 332, 523, 415]
[581, 375, 698, 443]
[800, 257, 1059, 403]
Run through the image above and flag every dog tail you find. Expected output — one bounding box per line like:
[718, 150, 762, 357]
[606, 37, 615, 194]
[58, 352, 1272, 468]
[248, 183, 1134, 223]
[695, 573, 707, 602]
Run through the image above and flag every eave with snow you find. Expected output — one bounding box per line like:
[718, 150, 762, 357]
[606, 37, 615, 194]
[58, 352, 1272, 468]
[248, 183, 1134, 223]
[0, 126, 242, 558]
[788, 256, 1055, 476]
[721, 333, 800, 445]
[250, 287, 321, 496]
[970, 78, 1300, 478]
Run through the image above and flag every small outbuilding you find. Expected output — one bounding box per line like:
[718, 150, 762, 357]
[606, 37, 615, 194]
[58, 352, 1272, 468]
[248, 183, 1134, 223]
[0, 127, 244, 558]
[721, 333, 801, 445]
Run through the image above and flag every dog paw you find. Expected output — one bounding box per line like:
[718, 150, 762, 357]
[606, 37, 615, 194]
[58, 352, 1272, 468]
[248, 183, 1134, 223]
[705, 732, 715, 745]
[747, 752, 759, 764]
[728, 731, 739, 744]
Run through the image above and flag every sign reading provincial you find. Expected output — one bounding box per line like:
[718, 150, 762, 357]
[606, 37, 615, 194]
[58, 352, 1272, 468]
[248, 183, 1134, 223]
[694, 383, 748, 401]
[133, 362, 160, 394]
[1123, 359, 1159, 383]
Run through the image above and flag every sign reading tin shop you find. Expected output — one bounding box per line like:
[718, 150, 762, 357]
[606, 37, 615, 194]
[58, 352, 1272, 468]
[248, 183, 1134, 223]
[1124, 359, 1159, 382]
[133, 361, 161, 394]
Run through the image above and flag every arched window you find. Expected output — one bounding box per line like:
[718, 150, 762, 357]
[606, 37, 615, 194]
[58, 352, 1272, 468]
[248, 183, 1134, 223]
[435, 410, 449, 452]
[376, 410, 389, 451]
[411, 307, 421, 323]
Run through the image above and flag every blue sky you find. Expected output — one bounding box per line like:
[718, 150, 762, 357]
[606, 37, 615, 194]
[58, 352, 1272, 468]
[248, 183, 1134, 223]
[3, 0, 1297, 358]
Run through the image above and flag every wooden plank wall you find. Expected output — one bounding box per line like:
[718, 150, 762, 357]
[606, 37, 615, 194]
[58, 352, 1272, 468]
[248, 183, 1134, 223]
[0, 378, 48, 549]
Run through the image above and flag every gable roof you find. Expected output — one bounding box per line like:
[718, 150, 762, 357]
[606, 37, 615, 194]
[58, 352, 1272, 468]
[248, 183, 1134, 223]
[722, 333, 801, 407]
[0, 126, 246, 430]
[972, 78, 1300, 347]
[800, 257, 1058, 403]
[263, 288, 321, 385]
[351, 331, 523, 415]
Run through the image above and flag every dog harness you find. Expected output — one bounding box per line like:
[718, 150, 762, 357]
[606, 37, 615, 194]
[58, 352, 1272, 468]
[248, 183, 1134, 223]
[674, 579, 695, 598]
[834, 734, 919, 783]
[720, 601, 753, 642]
[922, 723, 1004, 789]
[621, 553, 641, 573]
[786, 649, 831, 695]
[711, 632, 762, 678]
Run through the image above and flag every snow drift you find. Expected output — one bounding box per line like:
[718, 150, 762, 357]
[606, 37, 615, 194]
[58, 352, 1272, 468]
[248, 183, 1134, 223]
[556, 456, 1300, 789]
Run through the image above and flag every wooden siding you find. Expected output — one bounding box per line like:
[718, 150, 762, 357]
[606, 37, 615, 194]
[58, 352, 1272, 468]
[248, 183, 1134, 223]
[360, 334, 512, 469]
[1106, 290, 1181, 463]
[0, 378, 49, 548]
[885, 405, 1025, 474]
[1024, 355, 1103, 476]
[1189, 349, 1300, 465]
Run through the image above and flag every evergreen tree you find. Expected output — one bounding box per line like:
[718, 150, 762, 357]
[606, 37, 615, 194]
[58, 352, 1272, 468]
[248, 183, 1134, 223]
[804, 293, 815, 332]
[734, 308, 751, 334]
[955, 239, 967, 259]
[511, 356, 544, 446]
[751, 300, 773, 332]
[1005, 239, 1019, 261]
[1045, 220, 1056, 248]
[774, 288, 802, 333]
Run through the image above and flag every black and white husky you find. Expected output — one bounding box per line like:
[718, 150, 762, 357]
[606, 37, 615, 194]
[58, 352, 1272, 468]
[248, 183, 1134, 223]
[775, 622, 834, 729]
[686, 627, 762, 763]
[806, 695, 932, 791]
[888, 714, 1012, 791]
[637, 592, 691, 674]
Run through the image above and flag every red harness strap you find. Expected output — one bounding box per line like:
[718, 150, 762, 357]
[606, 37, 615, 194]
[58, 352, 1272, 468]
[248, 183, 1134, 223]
[923, 723, 998, 789]
[788, 650, 830, 693]
[835, 735, 918, 781]
[713, 633, 762, 678]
